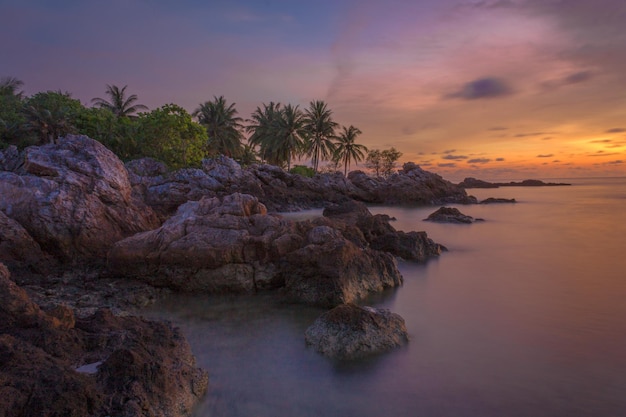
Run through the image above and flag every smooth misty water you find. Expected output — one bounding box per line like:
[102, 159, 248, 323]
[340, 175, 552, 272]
[146, 177, 626, 417]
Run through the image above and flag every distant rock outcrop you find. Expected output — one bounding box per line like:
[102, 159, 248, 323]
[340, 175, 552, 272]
[305, 303, 409, 359]
[127, 157, 476, 218]
[0, 262, 208, 417]
[459, 177, 571, 188]
[424, 206, 483, 223]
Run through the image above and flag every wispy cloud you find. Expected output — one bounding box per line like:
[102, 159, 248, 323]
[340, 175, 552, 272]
[468, 158, 491, 164]
[442, 154, 469, 160]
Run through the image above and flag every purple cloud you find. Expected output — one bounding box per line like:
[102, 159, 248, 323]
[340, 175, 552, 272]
[537, 154, 554, 158]
[438, 163, 457, 168]
[447, 77, 513, 100]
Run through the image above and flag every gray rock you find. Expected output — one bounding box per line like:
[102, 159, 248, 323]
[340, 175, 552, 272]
[305, 303, 409, 359]
[0, 135, 160, 263]
[424, 206, 481, 223]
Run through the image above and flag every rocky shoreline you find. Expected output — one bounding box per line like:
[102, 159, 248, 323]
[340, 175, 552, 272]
[0, 135, 478, 416]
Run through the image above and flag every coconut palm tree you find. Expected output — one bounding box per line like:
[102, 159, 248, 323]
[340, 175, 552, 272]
[246, 101, 282, 163]
[272, 104, 308, 171]
[334, 125, 367, 176]
[303, 100, 338, 173]
[91, 84, 148, 118]
[194, 96, 244, 158]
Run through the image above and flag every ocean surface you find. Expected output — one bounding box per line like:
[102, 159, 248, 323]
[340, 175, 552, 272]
[146, 177, 626, 417]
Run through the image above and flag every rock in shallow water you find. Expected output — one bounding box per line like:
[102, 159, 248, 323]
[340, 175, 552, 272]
[305, 303, 409, 359]
[424, 206, 483, 224]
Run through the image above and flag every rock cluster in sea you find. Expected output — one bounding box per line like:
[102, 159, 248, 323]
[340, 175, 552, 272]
[0, 135, 476, 414]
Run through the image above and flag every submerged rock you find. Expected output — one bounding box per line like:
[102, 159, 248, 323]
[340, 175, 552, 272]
[480, 197, 516, 204]
[424, 206, 483, 224]
[305, 303, 409, 359]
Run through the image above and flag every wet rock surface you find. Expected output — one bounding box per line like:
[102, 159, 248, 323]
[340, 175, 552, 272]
[0, 263, 208, 417]
[305, 303, 409, 359]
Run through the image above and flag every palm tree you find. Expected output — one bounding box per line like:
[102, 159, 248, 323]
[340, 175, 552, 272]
[24, 105, 74, 144]
[303, 100, 338, 173]
[91, 84, 148, 117]
[194, 96, 244, 158]
[0, 76, 24, 97]
[272, 104, 308, 171]
[246, 102, 282, 163]
[334, 125, 367, 176]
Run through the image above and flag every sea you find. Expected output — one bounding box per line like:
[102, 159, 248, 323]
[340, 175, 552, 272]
[146, 177, 626, 417]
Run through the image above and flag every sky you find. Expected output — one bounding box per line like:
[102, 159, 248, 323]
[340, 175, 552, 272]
[1, 0, 625, 181]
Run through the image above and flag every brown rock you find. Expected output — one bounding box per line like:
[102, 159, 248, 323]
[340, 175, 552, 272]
[0, 262, 208, 417]
[305, 303, 409, 359]
[0, 135, 160, 263]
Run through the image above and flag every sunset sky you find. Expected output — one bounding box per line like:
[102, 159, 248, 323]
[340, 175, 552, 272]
[1, 0, 625, 180]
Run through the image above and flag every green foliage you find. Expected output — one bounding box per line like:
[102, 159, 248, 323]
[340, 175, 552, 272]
[75, 107, 140, 159]
[236, 144, 259, 167]
[366, 147, 403, 178]
[136, 104, 207, 169]
[23, 91, 83, 144]
[334, 125, 367, 176]
[194, 96, 244, 158]
[290, 164, 315, 177]
[0, 91, 27, 148]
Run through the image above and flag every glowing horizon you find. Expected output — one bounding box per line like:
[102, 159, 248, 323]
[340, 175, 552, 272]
[1, 0, 624, 180]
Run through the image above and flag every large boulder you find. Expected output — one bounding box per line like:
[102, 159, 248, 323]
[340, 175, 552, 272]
[0, 263, 208, 417]
[108, 193, 288, 292]
[0, 135, 160, 263]
[304, 303, 409, 359]
[281, 238, 401, 308]
[109, 193, 405, 307]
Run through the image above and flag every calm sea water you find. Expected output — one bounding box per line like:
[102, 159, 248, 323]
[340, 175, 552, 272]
[146, 177, 626, 417]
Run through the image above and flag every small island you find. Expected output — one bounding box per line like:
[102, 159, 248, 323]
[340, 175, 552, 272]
[459, 177, 571, 188]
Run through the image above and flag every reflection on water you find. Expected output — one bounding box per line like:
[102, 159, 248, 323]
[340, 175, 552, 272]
[146, 178, 626, 417]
